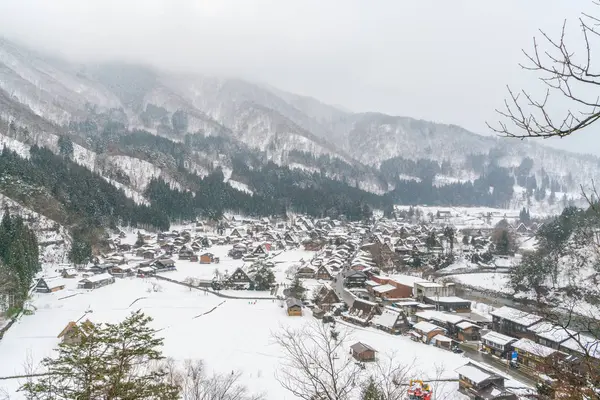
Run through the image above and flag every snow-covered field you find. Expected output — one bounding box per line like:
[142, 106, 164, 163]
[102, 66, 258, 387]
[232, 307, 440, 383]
[449, 273, 511, 293]
[0, 275, 526, 399]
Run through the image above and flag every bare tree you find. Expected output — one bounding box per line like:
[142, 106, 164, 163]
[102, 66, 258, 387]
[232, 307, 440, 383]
[272, 321, 362, 400]
[489, 3, 600, 139]
[365, 353, 417, 400]
[158, 358, 264, 400]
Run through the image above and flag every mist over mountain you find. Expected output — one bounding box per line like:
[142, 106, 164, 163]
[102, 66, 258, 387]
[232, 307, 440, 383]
[0, 37, 595, 224]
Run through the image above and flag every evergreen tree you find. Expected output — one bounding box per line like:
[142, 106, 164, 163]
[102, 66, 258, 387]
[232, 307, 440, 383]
[289, 276, 306, 300]
[253, 267, 275, 291]
[443, 226, 455, 255]
[135, 231, 145, 248]
[492, 228, 516, 255]
[0, 208, 39, 305]
[57, 135, 74, 159]
[519, 207, 531, 224]
[69, 230, 92, 265]
[425, 232, 437, 250]
[20, 311, 179, 400]
[361, 377, 384, 400]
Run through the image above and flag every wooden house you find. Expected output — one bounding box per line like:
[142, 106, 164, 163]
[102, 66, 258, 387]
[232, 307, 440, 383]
[490, 306, 542, 339]
[481, 331, 517, 358]
[252, 244, 268, 256]
[456, 362, 516, 400]
[78, 273, 115, 290]
[512, 338, 561, 373]
[286, 297, 303, 316]
[343, 299, 380, 326]
[350, 342, 376, 362]
[411, 321, 446, 344]
[296, 265, 316, 279]
[142, 249, 156, 260]
[110, 264, 135, 278]
[137, 266, 156, 277]
[178, 247, 194, 260]
[61, 268, 78, 279]
[228, 267, 254, 288]
[414, 310, 469, 339]
[57, 321, 79, 344]
[344, 270, 367, 288]
[423, 296, 471, 313]
[230, 228, 244, 239]
[528, 321, 576, 350]
[456, 321, 482, 342]
[371, 307, 407, 335]
[153, 259, 176, 272]
[431, 334, 453, 350]
[35, 278, 66, 293]
[57, 320, 94, 345]
[200, 252, 219, 264]
[315, 265, 334, 280]
[313, 285, 341, 310]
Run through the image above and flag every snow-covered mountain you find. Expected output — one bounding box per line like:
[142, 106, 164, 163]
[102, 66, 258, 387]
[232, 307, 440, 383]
[0, 37, 598, 200]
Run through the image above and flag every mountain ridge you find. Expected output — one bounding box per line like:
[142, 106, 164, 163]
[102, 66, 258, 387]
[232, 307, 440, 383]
[0, 36, 596, 213]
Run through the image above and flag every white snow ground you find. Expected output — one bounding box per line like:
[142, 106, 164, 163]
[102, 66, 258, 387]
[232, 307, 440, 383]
[0, 275, 527, 399]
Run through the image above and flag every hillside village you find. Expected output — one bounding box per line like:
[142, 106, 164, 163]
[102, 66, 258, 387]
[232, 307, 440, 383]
[1, 205, 597, 399]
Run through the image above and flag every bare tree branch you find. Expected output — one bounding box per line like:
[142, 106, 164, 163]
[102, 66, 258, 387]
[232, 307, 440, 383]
[488, 5, 600, 139]
[272, 321, 361, 400]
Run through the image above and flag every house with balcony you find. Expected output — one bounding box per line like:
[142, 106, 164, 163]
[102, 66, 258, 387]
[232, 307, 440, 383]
[490, 306, 542, 339]
[456, 362, 516, 400]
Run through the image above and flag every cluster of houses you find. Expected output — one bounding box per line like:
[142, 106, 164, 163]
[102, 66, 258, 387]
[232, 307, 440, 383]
[481, 306, 600, 375]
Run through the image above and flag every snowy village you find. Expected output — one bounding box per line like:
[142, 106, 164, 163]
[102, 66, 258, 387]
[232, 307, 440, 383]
[1, 205, 598, 400]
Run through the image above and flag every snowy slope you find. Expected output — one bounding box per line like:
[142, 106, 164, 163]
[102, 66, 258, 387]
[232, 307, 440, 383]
[0, 38, 599, 203]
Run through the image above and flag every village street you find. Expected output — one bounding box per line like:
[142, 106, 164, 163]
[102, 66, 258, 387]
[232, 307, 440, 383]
[458, 343, 537, 387]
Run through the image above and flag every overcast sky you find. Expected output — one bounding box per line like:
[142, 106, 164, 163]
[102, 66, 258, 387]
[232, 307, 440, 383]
[0, 0, 597, 155]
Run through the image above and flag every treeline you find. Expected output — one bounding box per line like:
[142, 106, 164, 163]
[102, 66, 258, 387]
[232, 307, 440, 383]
[0, 208, 39, 313]
[145, 161, 383, 222]
[387, 166, 514, 208]
[380, 155, 452, 183]
[0, 145, 170, 231]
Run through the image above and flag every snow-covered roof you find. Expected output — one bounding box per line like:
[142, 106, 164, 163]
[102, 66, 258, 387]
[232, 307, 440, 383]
[431, 296, 471, 304]
[392, 300, 420, 306]
[528, 321, 575, 343]
[481, 331, 516, 346]
[79, 273, 113, 283]
[350, 342, 376, 353]
[372, 308, 401, 329]
[513, 338, 557, 358]
[415, 281, 444, 288]
[560, 335, 600, 359]
[415, 310, 466, 325]
[490, 306, 542, 326]
[41, 278, 67, 288]
[456, 321, 479, 330]
[387, 274, 426, 287]
[412, 321, 445, 334]
[373, 284, 397, 294]
[455, 363, 494, 384]
[432, 334, 452, 342]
